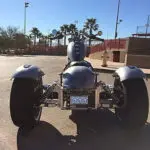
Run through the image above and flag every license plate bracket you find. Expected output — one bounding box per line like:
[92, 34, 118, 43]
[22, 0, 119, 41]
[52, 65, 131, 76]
[70, 96, 88, 105]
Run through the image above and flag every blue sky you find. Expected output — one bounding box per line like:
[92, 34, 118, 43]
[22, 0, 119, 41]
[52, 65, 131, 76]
[0, 0, 150, 39]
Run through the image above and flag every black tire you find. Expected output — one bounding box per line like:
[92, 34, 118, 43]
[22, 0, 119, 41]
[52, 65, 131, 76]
[115, 79, 149, 129]
[10, 78, 43, 129]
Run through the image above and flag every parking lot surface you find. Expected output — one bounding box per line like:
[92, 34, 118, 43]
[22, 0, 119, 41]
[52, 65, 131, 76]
[0, 55, 150, 150]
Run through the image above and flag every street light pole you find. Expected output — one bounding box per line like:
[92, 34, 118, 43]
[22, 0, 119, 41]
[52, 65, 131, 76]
[115, 0, 121, 39]
[24, 2, 29, 35]
[136, 26, 139, 34]
[145, 15, 150, 37]
[74, 20, 78, 29]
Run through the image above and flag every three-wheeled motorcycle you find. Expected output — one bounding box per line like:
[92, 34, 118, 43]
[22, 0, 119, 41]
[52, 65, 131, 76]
[10, 30, 149, 131]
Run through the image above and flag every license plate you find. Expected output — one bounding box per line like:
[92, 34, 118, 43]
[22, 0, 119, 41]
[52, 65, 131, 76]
[70, 96, 88, 105]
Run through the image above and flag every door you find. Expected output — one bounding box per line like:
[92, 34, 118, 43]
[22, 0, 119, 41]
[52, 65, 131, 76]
[113, 51, 120, 62]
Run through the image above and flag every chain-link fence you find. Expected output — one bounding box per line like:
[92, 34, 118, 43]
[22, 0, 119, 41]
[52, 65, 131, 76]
[136, 25, 150, 34]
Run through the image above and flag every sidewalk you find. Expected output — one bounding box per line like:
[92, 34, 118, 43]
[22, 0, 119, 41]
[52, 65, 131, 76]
[85, 58, 150, 76]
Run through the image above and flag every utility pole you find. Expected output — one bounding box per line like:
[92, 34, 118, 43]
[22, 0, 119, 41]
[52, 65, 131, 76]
[74, 20, 78, 29]
[114, 0, 121, 39]
[24, 2, 29, 35]
[145, 15, 150, 37]
[136, 26, 139, 34]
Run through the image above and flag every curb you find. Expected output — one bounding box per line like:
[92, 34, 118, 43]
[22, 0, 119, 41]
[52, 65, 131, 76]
[94, 68, 150, 78]
[94, 68, 116, 74]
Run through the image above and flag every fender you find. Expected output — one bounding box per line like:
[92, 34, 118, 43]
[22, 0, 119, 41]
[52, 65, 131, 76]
[115, 66, 146, 82]
[12, 64, 45, 80]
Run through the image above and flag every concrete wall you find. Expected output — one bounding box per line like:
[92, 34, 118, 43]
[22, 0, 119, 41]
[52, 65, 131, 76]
[89, 49, 127, 63]
[89, 37, 150, 68]
[126, 37, 150, 68]
[128, 37, 150, 51]
[89, 50, 113, 61]
[25, 46, 67, 56]
[89, 38, 128, 63]
[126, 55, 150, 69]
[120, 51, 127, 63]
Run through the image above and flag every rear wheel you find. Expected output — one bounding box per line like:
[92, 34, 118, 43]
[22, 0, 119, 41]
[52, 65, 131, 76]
[10, 78, 43, 129]
[115, 78, 149, 129]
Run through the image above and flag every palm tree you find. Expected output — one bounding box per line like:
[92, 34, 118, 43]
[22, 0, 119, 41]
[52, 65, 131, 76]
[47, 34, 54, 47]
[38, 32, 43, 44]
[84, 18, 99, 46]
[39, 34, 48, 49]
[69, 24, 77, 40]
[56, 31, 61, 46]
[60, 24, 69, 46]
[44, 35, 48, 48]
[69, 24, 77, 34]
[30, 27, 40, 46]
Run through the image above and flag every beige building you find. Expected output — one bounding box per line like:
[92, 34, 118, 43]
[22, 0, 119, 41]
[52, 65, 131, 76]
[89, 38, 128, 63]
[89, 37, 150, 69]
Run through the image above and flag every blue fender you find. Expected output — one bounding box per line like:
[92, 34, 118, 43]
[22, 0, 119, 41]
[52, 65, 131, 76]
[115, 66, 146, 82]
[11, 64, 44, 80]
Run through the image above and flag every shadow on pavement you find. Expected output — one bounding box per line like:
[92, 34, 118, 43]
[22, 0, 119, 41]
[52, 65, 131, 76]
[17, 110, 150, 150]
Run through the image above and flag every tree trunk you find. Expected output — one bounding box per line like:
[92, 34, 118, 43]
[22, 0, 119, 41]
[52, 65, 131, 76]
[64, 32, 66, 46]
[48, 39, 50, 47]
[50, 40, 52, 47]
[45, 39, 47, 50]
[89, 28, 92, 47]
[58, 39, 60, 47]
[34, 36, 36, 46]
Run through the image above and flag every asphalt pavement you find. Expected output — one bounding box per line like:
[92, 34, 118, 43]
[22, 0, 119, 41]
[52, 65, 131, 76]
[0, 55, 150, 150]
